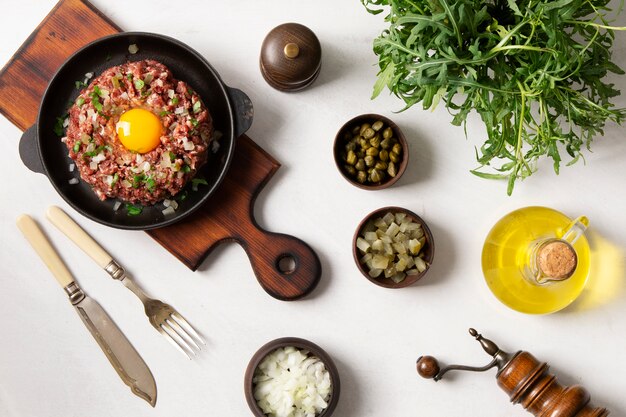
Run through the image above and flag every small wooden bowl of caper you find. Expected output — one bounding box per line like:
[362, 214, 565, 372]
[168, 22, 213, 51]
[333, 114, 408, 190]
[353, 206, 434, 288]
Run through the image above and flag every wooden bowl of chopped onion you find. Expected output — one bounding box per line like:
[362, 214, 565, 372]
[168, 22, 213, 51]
[353, 206, 435, 288]
[244, 337, 340, 417]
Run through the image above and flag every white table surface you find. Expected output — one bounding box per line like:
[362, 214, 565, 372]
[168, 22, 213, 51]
[1, 1, 625, 416]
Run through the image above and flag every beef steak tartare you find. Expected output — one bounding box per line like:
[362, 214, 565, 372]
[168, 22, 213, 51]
[63, 59, 214, 205]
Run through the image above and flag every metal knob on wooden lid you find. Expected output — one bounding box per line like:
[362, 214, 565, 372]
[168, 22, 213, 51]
[260, 23, 322, 92]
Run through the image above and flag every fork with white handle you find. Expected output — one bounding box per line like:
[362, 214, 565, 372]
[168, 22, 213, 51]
[46, 205, 204, 359]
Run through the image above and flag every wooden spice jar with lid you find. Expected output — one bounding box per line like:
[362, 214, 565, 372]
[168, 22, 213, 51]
[260, 23, 322, 92]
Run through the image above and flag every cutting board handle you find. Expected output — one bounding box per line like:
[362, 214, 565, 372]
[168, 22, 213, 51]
[19, 125, 46, 174]
[242, 225, 321, 301]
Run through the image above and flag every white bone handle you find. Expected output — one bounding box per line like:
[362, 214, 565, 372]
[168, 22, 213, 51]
[17, 214, 74, 288]
[46, 206, 113, 269]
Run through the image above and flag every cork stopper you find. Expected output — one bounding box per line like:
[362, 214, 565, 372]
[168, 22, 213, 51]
[537, 241, 577, 280]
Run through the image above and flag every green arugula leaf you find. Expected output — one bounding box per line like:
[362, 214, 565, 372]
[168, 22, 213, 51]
[362, 0, 626, 195]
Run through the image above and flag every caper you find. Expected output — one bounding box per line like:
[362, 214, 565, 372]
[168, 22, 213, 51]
[345, 141, 356, 152]
[389, 151, 400, 163]
[344, 165, 357, 176]
[344, 132, 351, 141]
[370, 169, 383, 183]
[369, 134, 381, 148]
[357, 171, 367, 183]
[392, 143, 402, 155]
[355, 158, 366, 171]
[352, 125, 361, 135]
[357, 150, 365, 158]
[372, 120, 384, 131]
[362, 127, 375, 139]
[375, 161, 388, 170]
[388, 161, 397, 177]
[346, 150, 357, 165]
[379, 149, 389, 162]
[383, 127, 393, 140]
[380, 138, 392, 149]
[366, 147, 379, 157]
[359, 123, 371, 135]
[364, 155, 375, 167]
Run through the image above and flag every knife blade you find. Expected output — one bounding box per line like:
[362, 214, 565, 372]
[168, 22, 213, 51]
[16, 214, 157, 407]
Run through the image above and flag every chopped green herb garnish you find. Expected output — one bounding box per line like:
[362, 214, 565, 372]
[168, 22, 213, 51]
[171, 97, 179, 105]
[125, 203, 143, 216]
[186, 87, 193, 95]
[90, 86, 103, 113]
[111, 173, 119, 187]
[75, 80, 87, 90]
[105, 53, 112, 61]
[83, 145, 107, 158]
[159, 110, 171, 117]
[176, 190, 188, 201]
[181, 164, 191, 173]
[75, 97, 85, 107]
[192, 101, 202, 113]
[190, 118, 199, 127]
[111, 76, 120, 89]
[191, 178, 208, 186]
[73, 142, 81, 153]
[134, 79, 145, 90]
[54, 116, 66, 137]
[132, 173, 146, 188]
[169, 151, 176, 162]
[145, 177, 156, 192]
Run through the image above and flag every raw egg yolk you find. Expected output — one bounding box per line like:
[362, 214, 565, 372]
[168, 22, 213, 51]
[116, 109, 163, 153]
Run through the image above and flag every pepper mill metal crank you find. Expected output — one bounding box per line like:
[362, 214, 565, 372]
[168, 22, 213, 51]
[416, 328, 608, 417]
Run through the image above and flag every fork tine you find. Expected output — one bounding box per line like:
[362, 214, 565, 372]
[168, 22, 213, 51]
[166, 317, 200, 351]
[171, 311, 205, 345]
[160, 322, 194, 359]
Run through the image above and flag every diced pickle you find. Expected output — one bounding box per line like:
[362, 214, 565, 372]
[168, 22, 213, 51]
[358, 211, 428, 282]
[415, 256, 427, 272]
[372, 254, 390, 269]
[369, 268, 383, 278]
[356, 237, 370, 253]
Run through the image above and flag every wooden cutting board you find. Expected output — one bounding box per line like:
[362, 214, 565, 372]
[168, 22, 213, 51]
[0, 0, 320, 301]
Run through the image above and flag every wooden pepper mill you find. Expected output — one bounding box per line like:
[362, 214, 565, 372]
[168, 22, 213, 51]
[416, 328, 608, 416]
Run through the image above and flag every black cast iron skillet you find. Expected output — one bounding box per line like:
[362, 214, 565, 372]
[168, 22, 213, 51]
[19, 32, 253, 230]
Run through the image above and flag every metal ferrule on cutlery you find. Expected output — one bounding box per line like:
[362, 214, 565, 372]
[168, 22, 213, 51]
[46, 206, 205, 359]
[105, 260, 126, 280]
[64, 281, 86, 305]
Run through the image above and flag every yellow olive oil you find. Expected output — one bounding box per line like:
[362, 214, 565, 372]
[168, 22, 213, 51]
[482, 207, 590, 314]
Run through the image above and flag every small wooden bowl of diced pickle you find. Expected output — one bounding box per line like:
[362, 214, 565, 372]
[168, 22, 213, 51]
[353, 206, 434, 288]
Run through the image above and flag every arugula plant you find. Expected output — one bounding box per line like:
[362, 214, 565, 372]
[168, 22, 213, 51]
[363, 0, 625, 194]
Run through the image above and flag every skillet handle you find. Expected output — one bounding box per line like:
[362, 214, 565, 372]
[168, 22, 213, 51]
[19, 125, 46, 174]
[227, 87, 253, 138]
[242, 226, 321, 301]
